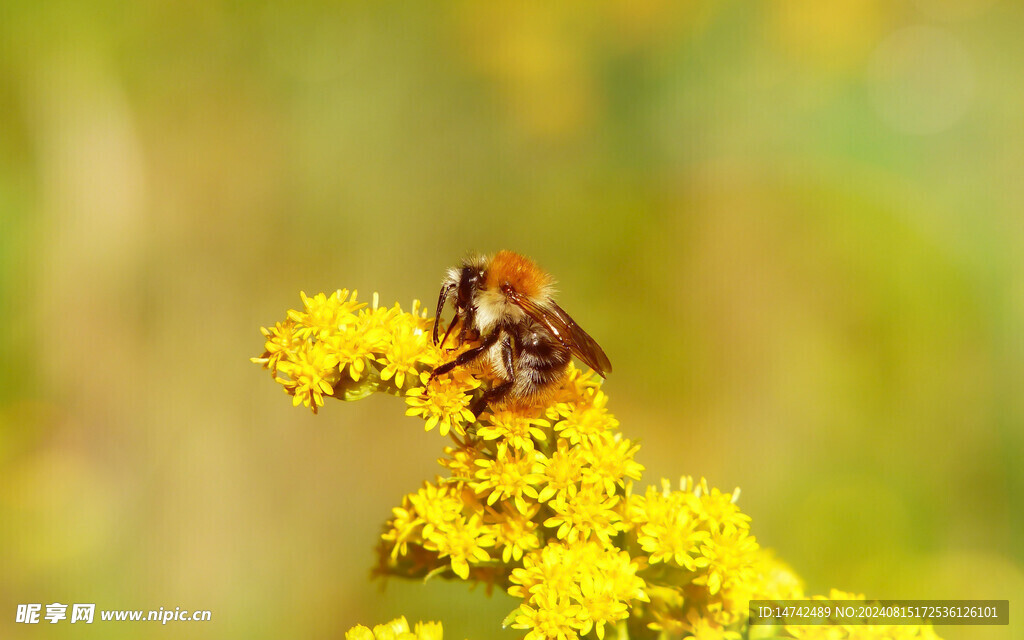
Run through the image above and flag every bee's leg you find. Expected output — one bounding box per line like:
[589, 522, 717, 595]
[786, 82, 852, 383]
[457, 305, 477, 344]
[471, 382, 512, 416]
[429, 329, 500, 382]
[471, 334, 516, 415]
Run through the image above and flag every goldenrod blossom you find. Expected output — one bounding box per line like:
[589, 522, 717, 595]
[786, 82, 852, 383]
[345, 617, 444, 640]
[476, 410, 549, 451]
[423, 512, 494, 580]
[405, 371, 480, 437]
[472, 443, 544, 513]
[486, 506, 541, 563]
[535, 439, 585, 503]
[274, 342, 341, 413]
[256, 291, 944, 640]
[632, 484, 711, 570]
[544, 484, 625, 546]
[512, 589, 585, 640]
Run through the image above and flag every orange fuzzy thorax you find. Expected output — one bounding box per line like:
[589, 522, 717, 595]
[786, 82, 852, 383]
[486, 250, 553, 298]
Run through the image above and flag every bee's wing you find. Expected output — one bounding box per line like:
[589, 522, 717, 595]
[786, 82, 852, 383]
[506, 291, 612, 376]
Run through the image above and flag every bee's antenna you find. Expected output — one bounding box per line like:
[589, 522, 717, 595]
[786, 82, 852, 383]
[433, 282, 456, 345]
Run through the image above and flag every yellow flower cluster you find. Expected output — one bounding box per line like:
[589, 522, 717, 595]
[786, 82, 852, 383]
[345, 617, 443, 640]
[508, 542, 647, 640]
[255, 292, 944, 640]
[253, 290, 449, 413]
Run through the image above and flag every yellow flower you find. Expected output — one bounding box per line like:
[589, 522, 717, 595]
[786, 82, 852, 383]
[252, 319, 300, 375]
[592, 546, 649, 604]
[631, 484, 711, 570]
[683, 609, 742, 640]
[695, 529, 760, 596]
[324, 314, 385, 382]
[257, 290, 945, 640]
[410, 621, 443, 640]
[379, 320, 432, 389]
[345, 617, 444, 640]
[438, 444, 484, 484]
[422, 513, 494, 580]
[476, 410, 549, 451]
[379, 479, 493, 582]
[509, 542, 647, 640]
[573, 547, 649, 639]
[549, 390, 619, 444]
[358, 297, 408, 336]
[575, 576, 628, 639]
[556, 363, 603, 400]
[544, 484, 624, 545]
[472, 443, 544, 514]
[256, 291, 456, 412]
[512, 589, 585, 640]
[273, 342, 341, 413]
[693, 477, 751, 537]
[486, 506, 541, 563]
[381, 493, 421, 560]
[535, 439, 585, 503]
[642, 590, 684, 635]
[289, 289, 364, 341]
[406, 480, 465, 542]
[578, 431, 644, 496]
[405, 370, 480, 436]
[509, 543, 582, 601]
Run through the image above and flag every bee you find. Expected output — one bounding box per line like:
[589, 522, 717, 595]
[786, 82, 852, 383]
[430, 250, 611, 412]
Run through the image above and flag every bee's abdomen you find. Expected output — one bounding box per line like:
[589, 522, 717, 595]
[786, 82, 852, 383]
[521, 338, 570, 370]
[513, 325, 571, 396]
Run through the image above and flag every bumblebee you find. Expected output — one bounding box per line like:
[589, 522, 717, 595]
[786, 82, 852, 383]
[430, 251, 611, 411]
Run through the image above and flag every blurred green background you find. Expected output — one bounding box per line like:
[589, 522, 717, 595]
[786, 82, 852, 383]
[1, 1, 1021, 639]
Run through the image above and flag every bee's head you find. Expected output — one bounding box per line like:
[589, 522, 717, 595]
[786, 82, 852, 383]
[455, 261, 486, 312]
[433, 255, 488, 345]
